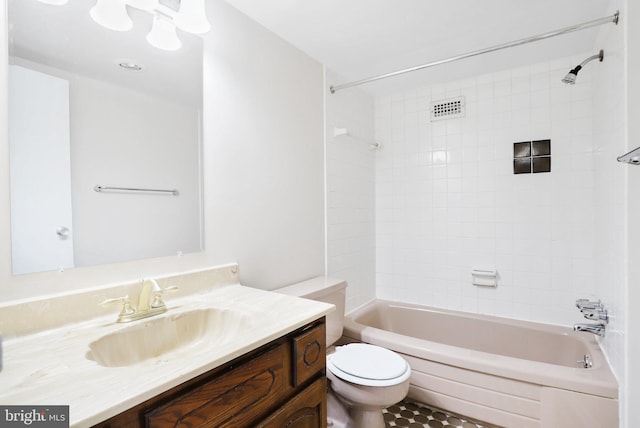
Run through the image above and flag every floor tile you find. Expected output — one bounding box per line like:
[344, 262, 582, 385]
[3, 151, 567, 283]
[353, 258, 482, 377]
[383, 399, 496, 428]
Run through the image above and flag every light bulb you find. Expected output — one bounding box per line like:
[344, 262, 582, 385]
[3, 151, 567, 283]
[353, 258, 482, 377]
[146, 16, 182, 51]
[173, 0, 211, 34]
[90, 0, 133, 32]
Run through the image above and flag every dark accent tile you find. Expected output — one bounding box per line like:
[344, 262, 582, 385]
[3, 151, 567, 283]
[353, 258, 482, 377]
[532, 139, 551, 156]
[415, 414, 430, 423]
[532, 156, 551, 173]
[401, 410, 416, 418]
[513, 158, 531, 174]
[387, 405, 402, 414]
[433, 412, 447, 421]
[448, 417, 463, 425]
[513, 141, 531, 158]
[405, 403, 420, 411]
[418, 407, 432, 416]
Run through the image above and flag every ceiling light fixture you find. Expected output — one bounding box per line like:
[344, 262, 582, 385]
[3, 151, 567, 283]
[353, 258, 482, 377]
[79, 0, 209, 51]
[90, 0, 133, 32]
[146, 15, 182, 51]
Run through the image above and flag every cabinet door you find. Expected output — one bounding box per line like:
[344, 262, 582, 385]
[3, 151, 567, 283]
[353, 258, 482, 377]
[257, 378, 327, 428]
[292, 324, 326, 387]
[146, 344, 290, 428]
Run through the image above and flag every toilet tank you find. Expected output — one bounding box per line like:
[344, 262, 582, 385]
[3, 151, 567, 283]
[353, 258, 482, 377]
[276, 276, 347, 346]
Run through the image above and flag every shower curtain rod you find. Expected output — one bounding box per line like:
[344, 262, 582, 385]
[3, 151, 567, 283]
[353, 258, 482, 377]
[329, 11, 619, 94]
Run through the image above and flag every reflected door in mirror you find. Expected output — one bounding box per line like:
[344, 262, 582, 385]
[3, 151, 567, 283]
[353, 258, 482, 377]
[9, 65, 74, 274]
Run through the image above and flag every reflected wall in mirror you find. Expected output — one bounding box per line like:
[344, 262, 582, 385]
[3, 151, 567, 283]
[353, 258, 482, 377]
[8, 0, 204, 275]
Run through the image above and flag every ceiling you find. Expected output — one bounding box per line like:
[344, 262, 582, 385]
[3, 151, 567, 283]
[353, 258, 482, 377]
[223, 0, 616, 95]
[9, 1, 616, 99]
[8, 0, 202, 107]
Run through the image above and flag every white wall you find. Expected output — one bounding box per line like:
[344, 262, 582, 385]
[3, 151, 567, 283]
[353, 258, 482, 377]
[374, 54, 603, 327]
[0, 0, 325, 301]
[325, 69, 376, 311]
[203, 0, 324, 290]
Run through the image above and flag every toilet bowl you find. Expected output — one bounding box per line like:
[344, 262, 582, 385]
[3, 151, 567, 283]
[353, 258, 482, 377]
[276, 277, 411, 428]
[327, 343, 411, 428]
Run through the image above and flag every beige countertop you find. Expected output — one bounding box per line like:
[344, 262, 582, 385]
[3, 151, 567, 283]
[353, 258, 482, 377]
[0, 274, 334, 427]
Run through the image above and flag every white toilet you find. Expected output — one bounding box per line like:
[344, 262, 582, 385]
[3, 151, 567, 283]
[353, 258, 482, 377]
[277, 277, 411, 428]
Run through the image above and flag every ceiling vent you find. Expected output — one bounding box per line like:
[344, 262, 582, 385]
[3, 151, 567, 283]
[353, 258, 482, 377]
[430, 96, 465, 121]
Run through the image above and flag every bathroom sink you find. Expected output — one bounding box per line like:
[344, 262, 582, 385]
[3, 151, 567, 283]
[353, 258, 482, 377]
[87, 308, 253, 367]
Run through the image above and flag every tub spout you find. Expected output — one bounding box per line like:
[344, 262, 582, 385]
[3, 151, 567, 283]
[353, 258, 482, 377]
[573, 322, 606, 337]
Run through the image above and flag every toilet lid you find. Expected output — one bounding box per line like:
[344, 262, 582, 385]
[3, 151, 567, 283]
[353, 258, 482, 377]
[327, 343, 410, 386]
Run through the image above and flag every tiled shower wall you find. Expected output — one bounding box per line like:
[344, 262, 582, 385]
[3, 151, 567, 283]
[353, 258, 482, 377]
[325, 69, 376, 312]
[592, 5, 626, 419]
[374, 54, 602, 326]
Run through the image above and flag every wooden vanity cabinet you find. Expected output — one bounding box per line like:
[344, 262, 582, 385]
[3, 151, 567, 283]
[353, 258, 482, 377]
[92, 318, 327, 428]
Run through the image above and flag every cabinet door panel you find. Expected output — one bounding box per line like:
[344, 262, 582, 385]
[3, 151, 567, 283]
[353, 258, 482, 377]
[292, 324, 326, 387]
[146, 344, 290, 428]
[257, 378, 327, 428]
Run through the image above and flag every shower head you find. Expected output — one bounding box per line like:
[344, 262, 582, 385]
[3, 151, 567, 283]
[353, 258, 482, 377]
[562, 50, 604, 84]
[561, 70, 578, 85]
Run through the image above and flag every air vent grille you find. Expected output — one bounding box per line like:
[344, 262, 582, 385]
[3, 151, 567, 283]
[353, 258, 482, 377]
[430, 96, 465, 121]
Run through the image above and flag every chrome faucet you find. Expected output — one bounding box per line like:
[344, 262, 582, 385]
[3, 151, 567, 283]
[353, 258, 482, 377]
[101, 279, 178, 323]
[573, 323, 606, 337]
[575, 298, 609, 324]
[581, 307, 609, 323]
[575, 299, 603, 311]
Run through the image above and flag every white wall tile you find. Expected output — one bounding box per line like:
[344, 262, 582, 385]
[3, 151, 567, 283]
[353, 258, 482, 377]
[375, 54, 603, 327]
[326, 69, 376, 312]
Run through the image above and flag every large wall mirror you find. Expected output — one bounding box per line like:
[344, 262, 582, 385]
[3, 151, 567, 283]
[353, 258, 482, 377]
[8, 0, 204, 275]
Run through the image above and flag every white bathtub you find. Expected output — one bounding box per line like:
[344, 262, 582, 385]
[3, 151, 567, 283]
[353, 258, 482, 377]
[343, 300, 618, 428]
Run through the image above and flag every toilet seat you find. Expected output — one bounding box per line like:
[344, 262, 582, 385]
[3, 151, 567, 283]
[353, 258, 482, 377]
[327, 343, 411, 387]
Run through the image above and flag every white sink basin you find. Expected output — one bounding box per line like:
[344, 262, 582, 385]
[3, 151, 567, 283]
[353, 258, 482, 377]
[87, 308, 253, 367]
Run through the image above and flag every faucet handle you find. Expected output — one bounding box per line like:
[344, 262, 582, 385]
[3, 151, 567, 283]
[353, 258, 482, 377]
[576, 299, 603, 310]
[150, 285, 179, 309]
[583, 308, 609, 323]
[100, 295, 136, 318]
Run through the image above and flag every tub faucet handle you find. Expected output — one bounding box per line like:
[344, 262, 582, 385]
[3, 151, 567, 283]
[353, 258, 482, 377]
[575, 299, 603, 311]
[582, 308, 609, 323]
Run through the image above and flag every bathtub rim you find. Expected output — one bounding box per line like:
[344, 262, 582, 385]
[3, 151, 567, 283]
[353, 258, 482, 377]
[343, 299, 618, 400]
